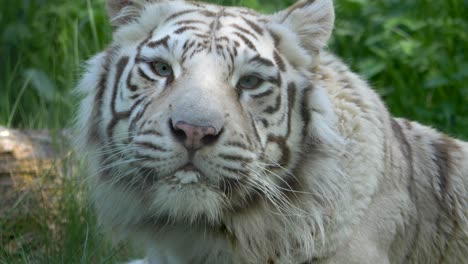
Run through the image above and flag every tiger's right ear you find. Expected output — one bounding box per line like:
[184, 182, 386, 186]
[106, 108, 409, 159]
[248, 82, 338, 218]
[268, 0, 334, 68]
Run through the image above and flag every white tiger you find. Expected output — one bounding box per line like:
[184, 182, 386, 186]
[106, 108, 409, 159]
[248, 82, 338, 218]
[75, 0, 468, 263]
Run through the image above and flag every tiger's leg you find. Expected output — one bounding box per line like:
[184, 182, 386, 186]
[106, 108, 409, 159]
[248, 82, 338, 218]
[318, 248, 390, 264]
[316, 226, 392, 264]
[317, 188, 404, 264]
[317, 233, 391, 264]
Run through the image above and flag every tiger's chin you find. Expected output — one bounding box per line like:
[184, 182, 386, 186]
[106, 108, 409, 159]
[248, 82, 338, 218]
[146, 167, 228, 225]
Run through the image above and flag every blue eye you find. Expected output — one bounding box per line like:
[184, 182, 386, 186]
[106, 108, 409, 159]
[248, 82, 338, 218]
[151, 61, 173, 77]
[238, 75, 262, 90]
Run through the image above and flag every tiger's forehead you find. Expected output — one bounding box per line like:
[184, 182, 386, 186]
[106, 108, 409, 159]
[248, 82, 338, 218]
[159, 1, 267, 25]
[136, 1, 274, 60]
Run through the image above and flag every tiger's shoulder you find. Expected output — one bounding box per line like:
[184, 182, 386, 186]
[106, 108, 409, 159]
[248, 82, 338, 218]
[314, 51, 468, 263]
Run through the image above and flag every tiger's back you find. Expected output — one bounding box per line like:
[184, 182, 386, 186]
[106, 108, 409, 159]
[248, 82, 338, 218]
[315, 52, 468, 263]
[388, 118, 468, 263]
[75, 0, 468, 263]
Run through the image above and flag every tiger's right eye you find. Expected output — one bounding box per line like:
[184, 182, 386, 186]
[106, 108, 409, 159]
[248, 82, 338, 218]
[237, 75, 263, 90]
[151, 61, 173, 77]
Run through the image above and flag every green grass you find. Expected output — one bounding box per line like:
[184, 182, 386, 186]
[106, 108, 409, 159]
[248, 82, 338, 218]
[0, 0, 111, 130]
[0, 159, 134, 263]
[0, 0, 467, 263]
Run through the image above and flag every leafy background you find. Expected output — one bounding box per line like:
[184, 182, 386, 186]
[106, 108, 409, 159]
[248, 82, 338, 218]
[0, 0, 467, 263]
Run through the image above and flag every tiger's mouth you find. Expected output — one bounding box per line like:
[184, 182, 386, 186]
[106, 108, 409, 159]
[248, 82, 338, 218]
[173, 163, 206, 185]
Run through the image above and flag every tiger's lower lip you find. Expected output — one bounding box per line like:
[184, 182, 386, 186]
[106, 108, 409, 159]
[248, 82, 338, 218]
[174, 163, 205, 184]
[181, 163, 198, 172]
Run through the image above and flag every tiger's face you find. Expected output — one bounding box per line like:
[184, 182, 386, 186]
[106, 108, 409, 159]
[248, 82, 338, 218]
[77, 0, 335, 227]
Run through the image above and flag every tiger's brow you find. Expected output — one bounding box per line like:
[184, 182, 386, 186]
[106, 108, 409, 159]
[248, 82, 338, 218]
[248, 55, 275, 68]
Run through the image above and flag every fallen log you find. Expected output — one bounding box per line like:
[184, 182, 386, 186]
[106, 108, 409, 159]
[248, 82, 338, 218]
[0, 126, 71, 216]
[0, 126, 71, 180]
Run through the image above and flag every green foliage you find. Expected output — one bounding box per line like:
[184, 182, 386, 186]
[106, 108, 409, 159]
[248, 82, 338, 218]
[0, 0, 111, 129]
[331, 0, 468, 138]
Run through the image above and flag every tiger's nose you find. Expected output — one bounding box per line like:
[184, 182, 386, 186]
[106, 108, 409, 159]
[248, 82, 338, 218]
[171, 121, 221, 150]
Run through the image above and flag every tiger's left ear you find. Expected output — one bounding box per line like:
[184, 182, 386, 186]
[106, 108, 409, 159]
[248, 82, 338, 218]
[268, 0, 334, 68]
[106, 0, 172, 28]
[106, 0, 144, 27]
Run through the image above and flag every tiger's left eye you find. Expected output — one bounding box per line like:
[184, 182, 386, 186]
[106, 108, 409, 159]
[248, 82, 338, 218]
[151, 61, 173, 77]
[237, 75, 262, 90]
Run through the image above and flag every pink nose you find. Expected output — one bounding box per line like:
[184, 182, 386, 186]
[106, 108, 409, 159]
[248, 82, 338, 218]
[172, 121, 220, 150]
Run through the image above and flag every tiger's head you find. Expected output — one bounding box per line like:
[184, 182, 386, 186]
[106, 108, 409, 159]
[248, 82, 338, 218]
[76, 0, 339, 230]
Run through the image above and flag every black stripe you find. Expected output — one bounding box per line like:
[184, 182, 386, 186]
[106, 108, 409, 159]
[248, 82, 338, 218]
[242, 16, 263, 35]
[433, 137, 453, 203]
[189, 44, 208, 59]
[249, 55, 274, 67]
[129, 93, 141, 100]
[185, 2, 206, 8]
[138, 130, 163, 137]
[89, 46, 119, 144]
[266, 135, 290, 168]
[268, 29, 281, 47]
[286, 83, 297, 137]
[128, 98, 152, 136]
[174, 26, 200, 34]
[219, 153, 253, 163]
[138, 67, 157, 82]
[175, 19, 207, 25]
[182, 39, 190, 50]
[228, 48, 235, 70]
[273, 51, 286, 72]
[164, 9, 198, 23]
[107, 56, 130, 139]
[147, 35, 170, 49]
[264, 94, 282, 114]
[249, 115, 262, 146]
[136, 32, 154, 60]
[267, 73, 282, 87]
[216, 36, 230, 42]
[134, 141, 168, 152]
[300, 86, 313, 138]
[431, 136, 460, 262]
[233, 45, 238, 57]
[233, 32, 257, 52]
[126, 67, 138, 91]
[252, 88, 273, 99]
[221, 11, 237, 18]
[181, 40, 197, 62]
[239, 9, 259, 17]
[200, 10, 217, 17]
[391, 118, 420, 262]
[224, 141, 250, 151]
[134, 154, 166, 162]
[282, 0, 317, 23]
[300, 258, 320, 264]
[231, 24, 258, 40]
